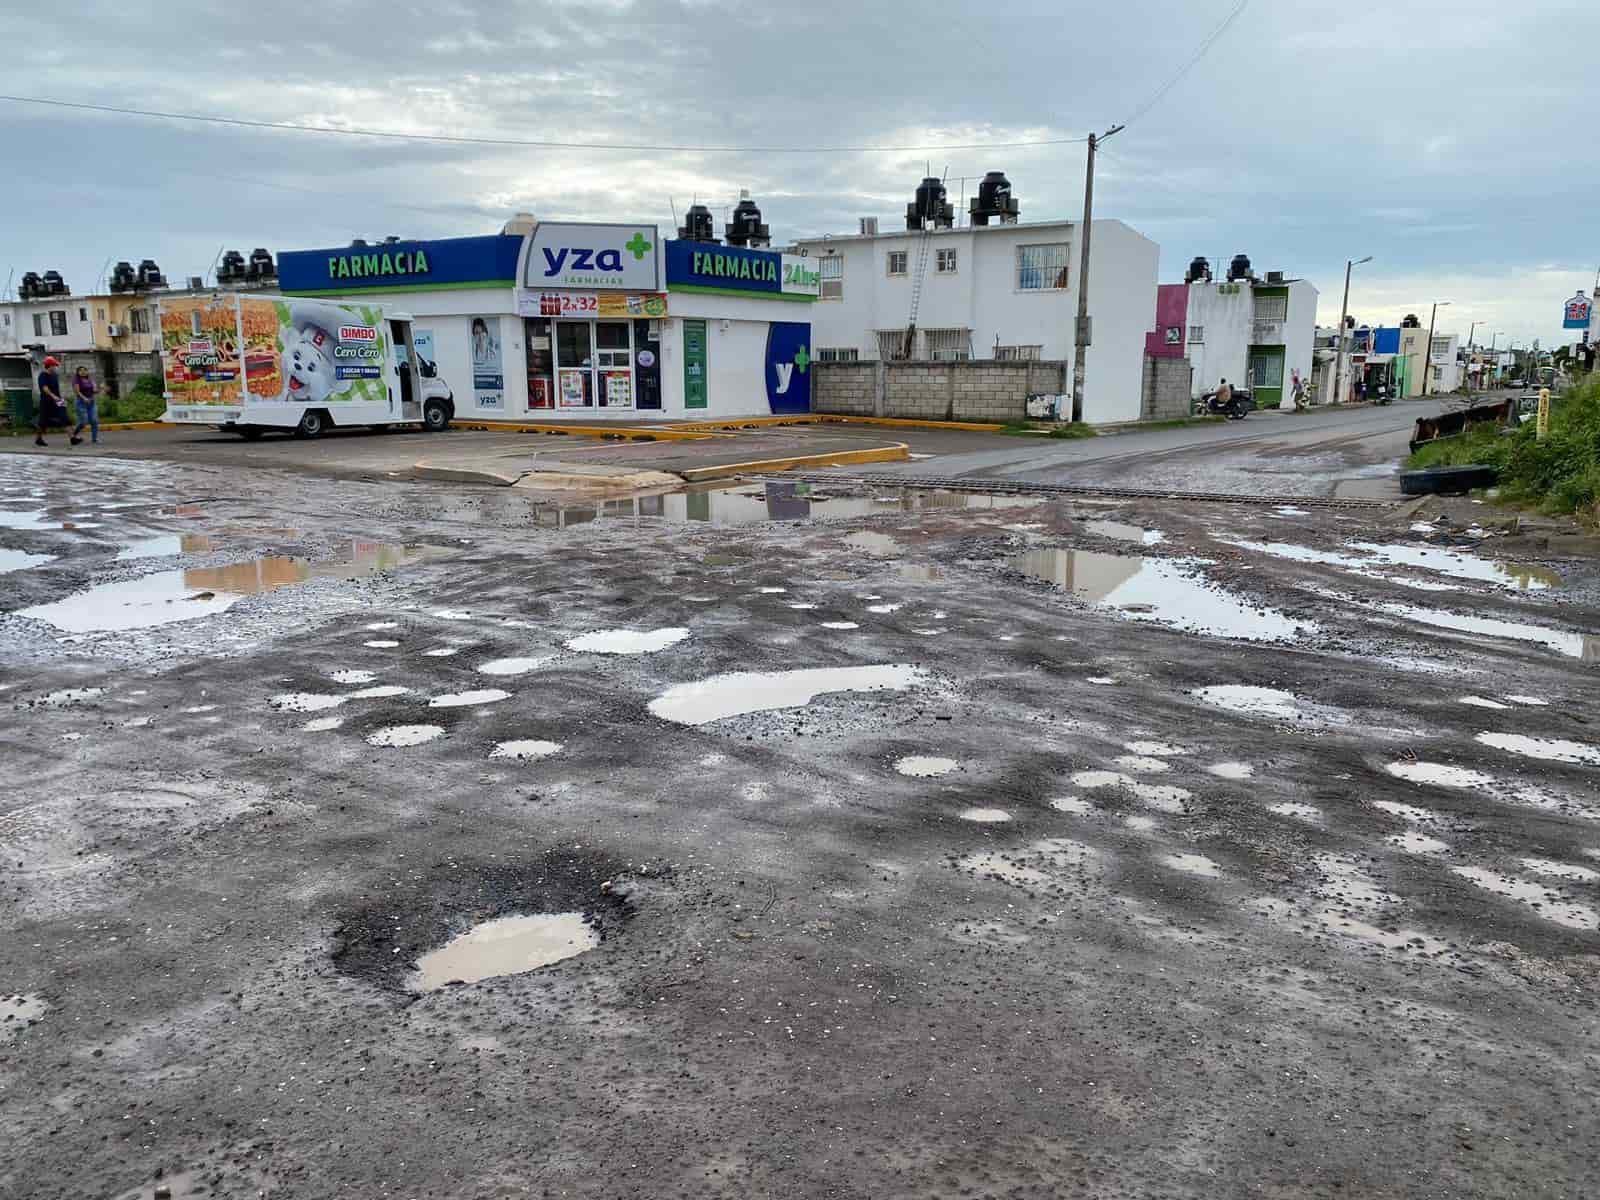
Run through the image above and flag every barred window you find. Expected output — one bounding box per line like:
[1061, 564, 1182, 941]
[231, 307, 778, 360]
[924, 328, 971, 361]
[817, 347, 860, 363]
[1252, 294, 1287, 322]
[130, 307, 152, 334]
[994, 344, 1042, 361]
[935, 248, 957, 274]
[1017, 243, 1070, 290]
[819, 255, 843, 299]
[1189, 325, 1205, 343]
[875, 330, 910, 361]
[886, 251, 907, 276]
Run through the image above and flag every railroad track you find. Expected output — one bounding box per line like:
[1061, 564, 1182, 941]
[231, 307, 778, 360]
[770, 473, 1396, 510]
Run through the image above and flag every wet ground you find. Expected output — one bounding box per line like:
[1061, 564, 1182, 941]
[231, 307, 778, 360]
[2, 444, 1598, 1199]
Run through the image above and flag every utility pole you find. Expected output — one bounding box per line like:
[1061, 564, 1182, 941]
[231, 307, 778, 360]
[1070, 124, 1123, 423]
[1334, 256, 1371, 407]
[1467, 320, 1481, 350]
[1420, 300, 1449, 397]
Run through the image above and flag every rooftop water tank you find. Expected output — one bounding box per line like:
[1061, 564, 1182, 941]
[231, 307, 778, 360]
[1185, 256, 1211, 284]
[137, 260, 167, 288]
[18, 271, 43, 300]
[906, 176, 954, 231]
[678, 203, 718, 243]
[216, 250, 248, 283]
[109, 261, 137, 293]
[968, 171, 1019, 226]
[1226, 253, 1252, 282]
[248, 248, 277, 281]
[42, 270, 69, 296]
[724, 190, 770, 247]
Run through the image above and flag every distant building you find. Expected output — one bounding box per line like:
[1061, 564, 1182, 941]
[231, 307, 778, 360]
[1146, 257, 1318, 407]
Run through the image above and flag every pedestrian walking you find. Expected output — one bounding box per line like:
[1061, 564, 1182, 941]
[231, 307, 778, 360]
[1291, 369, 1307, 411]
[34, 356, 69, 447]
[71, 366, 100, 445]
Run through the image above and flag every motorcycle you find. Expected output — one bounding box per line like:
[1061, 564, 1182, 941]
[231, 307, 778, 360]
[1200, 386, 1253, 420]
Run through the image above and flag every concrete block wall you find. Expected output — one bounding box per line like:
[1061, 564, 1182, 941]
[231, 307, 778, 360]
[31, 349, 160, 402]
[1141, 355, 1193, 421]
[813, 360, 1069, 423]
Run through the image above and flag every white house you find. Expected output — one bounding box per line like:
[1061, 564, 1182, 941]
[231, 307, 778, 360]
[788, 217, 1159, 424]
[1175, 271, 1318, 407]
[1398, 329, 1461, 396]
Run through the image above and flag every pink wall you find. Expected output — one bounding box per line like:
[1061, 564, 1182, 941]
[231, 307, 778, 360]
[1144, 283, 1188, 359]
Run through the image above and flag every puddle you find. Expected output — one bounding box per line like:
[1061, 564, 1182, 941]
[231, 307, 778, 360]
[423, 646, 465, 657]
[1372, 799, 1438, 822]
[430, 689, 510, 708]
[1069, 770, 1190, 812]
[1385, 761, 1495, 788]
[1164, 853, 1222, 878]
[271, 692, 347, 713]
[42, 686, 104, 705]
[365, 621, 400, 630]
[477, 656, 552, 676]
[1474, 732, 1600, 765]
[1452, 867, 1598, 930]
[1125, 740, 1182, 756]
[116, 534, 215, 560]
[14, 544, 451, 632]
[490, 740, 564, 760]
[865, 603, 903, 614]
[1124, 814, 1157, 832]
[328, 669, 377, 684]
[1505, 695, 1548, 706]
[896, 755, 958, 778]
[565, 628, 689, 655]
[1389, 832, 1449, 854]
[181, 704, 217, 714]
[1271, 506, 1310, 517]
[842, 531, 902, 557]
[1012, 548, 1313, 642]
[0, 548, 56, 573]
[820, 621, 860, 631]
[648, 664, 926, 725]
[0, 510, 59, 531]
[536, 481, 1044, 528]
[363, 639, 400, 648]
[348, 685, 410, 699]
[1191, 685, 1300, 720]
[899, 564, 944, 582]
[1207, 761, 1254, 780]
[1085, 520, 1165, 546]
[787, 602, 818, 610]
[1376, 602, 1592, 658]
[1230, 537, 1559, 590]
[1050, 796, 1094, 814]
[1268, 803, 1321, 821]
[1459, 696, 1509, 710]
[367, 724, 444, 747]
[960, 808, 1012, 823]
[1, 993, 48, 1042]
[302, 716, 344, 732]
[410, 913, 598, 991]
[1520, 857, 1599, 881]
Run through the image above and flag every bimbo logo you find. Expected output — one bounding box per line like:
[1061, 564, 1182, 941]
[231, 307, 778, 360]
[339, 325, 377, 342]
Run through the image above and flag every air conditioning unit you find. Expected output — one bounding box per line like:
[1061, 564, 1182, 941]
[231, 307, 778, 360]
[106, 323, 125, 338]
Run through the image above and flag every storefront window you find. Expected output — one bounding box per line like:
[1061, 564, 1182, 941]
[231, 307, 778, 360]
[556, 321, 594, 408]
[524, 318, 554, 409]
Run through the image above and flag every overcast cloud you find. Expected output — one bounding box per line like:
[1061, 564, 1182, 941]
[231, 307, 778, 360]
[5, 0, 1597, 346]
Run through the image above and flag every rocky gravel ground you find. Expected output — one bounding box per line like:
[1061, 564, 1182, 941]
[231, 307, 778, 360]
[1, 451, 1597, 1199]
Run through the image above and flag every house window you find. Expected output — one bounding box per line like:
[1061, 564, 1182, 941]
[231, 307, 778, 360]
[33, 314, 45, 336]
[1017, 242, 1071, 290]
[95, 307, 106, 320]
[886, 251, 907, 277]
[1430, 337, 1450, 357]
[1189, 325, 1205, 343]
[819, 255, 843, 300]
[49, 311, 68, 336]
[924, 328, 971, 361]
[817, 347, 859, 363]
[1252, 294, 1287, 322]
[994, 344, 1042, 361]
[1163, 326, 1182, 345]
[78, 306, 88, 322]
[875, 330, 910, 361]
[130, 307, 151, 334]
[935, 248, 957, 274]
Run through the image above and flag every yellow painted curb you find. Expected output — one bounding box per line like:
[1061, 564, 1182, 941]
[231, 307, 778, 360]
[679, 441, 909, 482]
[453, 420, 715, 442]
[662, 414, 1007, 433]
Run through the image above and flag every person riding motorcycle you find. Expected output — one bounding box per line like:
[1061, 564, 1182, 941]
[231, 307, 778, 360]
[1215, 378, 1233, 408]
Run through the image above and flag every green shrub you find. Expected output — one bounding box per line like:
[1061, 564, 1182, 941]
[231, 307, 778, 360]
[101, 374, 167, 423]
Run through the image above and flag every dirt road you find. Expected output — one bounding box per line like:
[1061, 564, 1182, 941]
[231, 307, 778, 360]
[1, 442, 1596, 1199]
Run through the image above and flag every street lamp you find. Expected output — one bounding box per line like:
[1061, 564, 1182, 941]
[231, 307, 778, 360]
[1420, 301, 1451, 397]
[1467, 320, 1482, 350]
[1335, 256, 1372, 405]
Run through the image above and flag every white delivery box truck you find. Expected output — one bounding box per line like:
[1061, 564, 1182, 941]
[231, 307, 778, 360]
[158, 293, 454, 439]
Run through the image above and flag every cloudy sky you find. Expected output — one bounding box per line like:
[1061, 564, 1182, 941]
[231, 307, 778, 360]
[6, 0, 1596, 346]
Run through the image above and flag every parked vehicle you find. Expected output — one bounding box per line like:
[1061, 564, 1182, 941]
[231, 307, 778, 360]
[158, 293, 454, 439]
[1200, 385, 1253, 419]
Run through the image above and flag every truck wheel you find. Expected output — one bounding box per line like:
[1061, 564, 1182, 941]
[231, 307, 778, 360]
[237, 426, 264, 441]
[294, 410, 327, 439]
[422, 399, 450, 432]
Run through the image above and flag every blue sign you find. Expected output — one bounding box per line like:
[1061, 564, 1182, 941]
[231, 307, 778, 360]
[278, 235, 522, 296]
[667, 240, 781, 296]
[1563, 292, 1591, 330]
[765, 322, 812, 415]
[1372, 327, 1401, 355]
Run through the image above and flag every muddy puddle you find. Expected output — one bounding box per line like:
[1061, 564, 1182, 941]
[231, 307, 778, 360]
[116, 533, 216, 561]
[1226, 537, 1559, 591]
[1012, 548, 1313, 642]
[411, 913, 598, 991]
[1375, 602, 1595, 659]
[1085, 519, 1165, 546]
[12, 542, 452, 633]
[895, 755, 958, 778]
[531, 481, 1043, 528]
[648, 664, 926, 725]
[0, 548, 55, 573]
[565, 627, 689, 655]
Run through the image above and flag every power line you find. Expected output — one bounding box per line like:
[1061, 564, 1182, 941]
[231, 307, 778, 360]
[0, 94, 1089, 155]
[1122, 0, 1251, 127]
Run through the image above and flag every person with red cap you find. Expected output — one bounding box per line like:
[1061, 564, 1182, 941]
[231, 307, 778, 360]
[34, 355, 68, 447]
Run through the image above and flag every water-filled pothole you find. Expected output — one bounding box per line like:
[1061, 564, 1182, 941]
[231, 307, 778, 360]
[1011, 548, 1313, 642]
[410, 913, 598, 991]
[648, 664, 926, 725]
[0, 548, 55, 573]
[565, 627, 689, 655]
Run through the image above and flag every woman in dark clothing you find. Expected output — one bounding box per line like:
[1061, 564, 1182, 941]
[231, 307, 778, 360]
[71, 365, 99, 445]
[34, 355, 68, 447]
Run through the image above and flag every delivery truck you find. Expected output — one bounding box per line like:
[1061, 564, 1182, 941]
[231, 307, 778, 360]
[158, 293, 454, 438]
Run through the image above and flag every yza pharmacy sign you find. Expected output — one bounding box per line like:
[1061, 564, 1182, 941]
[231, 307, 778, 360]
[520, 222, 660, 291]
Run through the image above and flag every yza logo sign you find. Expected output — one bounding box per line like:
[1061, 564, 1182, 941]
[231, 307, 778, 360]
[764, 322, 813, 415]
[523, 223, 659, 291]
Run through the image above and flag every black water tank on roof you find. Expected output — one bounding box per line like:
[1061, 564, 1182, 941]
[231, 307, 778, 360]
[109, 261, 137, 293]
[248, 248, 277, 280]
[678, 203, 718, 243]
[725, 191, 770, 247]
[968, 171, 1019, 226]
[137, 260, 167, 288]
[42, 270, 69, 295]
[19, 271, 42, 299]
[1185, 256, 1211, 284]
[1227, 253, 1252, 282]
[217, 250, 248, 283]
[906, 176, 954, 230]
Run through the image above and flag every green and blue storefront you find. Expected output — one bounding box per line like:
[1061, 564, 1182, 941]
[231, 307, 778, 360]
[276, 223, 819, 421]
